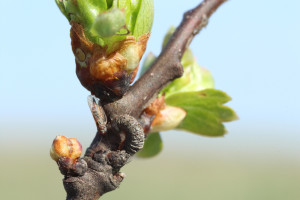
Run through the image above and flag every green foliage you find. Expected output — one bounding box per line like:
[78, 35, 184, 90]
[161, 49, 215, 98]
[165, 89, 238, 137]
[136, 132, 163, 158]
[138, 27, 238, 157]
[132, 0, 154, 38]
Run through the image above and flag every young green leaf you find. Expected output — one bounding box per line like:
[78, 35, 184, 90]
[165, 89, 238, 137]
[161, 60, 214, 98]
[133, 0, 154, 38]
[136, 132, 163, 158]
[90, 8, 126, 37]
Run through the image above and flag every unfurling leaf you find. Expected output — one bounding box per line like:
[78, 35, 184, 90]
[90, 8, 126, 37]
[165, 89, 238, 137]
[161, 48, 214, 98]
[141, 27, 237, 158]
[137, 132, 163, 158]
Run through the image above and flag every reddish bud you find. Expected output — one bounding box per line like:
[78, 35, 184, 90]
[50, 135, 82, 162]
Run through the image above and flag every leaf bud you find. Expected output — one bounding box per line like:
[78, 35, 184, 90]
[150, 106, 187, 133]
[55, 0, 154, 97]
[50, 135, 82, 162]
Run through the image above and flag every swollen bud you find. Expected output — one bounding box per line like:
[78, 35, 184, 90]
[55, 0, 154, 98]
[50, 135, 82, 162]
[151, 106, 187, 133]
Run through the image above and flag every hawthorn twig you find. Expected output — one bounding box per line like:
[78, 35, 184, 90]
[104, 0, 227, 118]
[62, 1, 227, 199]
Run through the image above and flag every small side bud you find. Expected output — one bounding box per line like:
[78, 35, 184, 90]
[50, 135, 82, 162]
[151, 106, 187, 133]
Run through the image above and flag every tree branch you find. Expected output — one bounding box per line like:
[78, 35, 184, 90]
[104, 0, 227, 119]
[62, 0, 227, 199]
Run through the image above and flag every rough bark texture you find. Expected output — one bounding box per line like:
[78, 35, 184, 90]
[59, 0, 227, 199]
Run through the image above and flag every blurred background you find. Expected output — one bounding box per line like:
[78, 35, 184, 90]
[0, 0, 299, 199]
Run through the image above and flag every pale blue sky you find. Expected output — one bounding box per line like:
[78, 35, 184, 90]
[0, 1, 299, 159]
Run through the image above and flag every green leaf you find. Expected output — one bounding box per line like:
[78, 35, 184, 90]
[165, 89, 238, 137]
[136, 132, 163, 158]
[159, 27, 214, 98]
[112, 0, 135, 32]
[133, 0, 154, 38]
[161, 61, 214, 98]
[101, 0, 153, 53]
[180, 48, 195, 67]
[76, 0, 107, 28]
